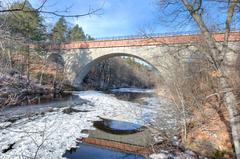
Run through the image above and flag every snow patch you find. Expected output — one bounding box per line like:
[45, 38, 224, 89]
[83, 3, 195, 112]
[0, 90, 164, 159]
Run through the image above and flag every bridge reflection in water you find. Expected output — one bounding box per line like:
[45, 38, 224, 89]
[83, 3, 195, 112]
[63, 118, 153, 159]
[63, 143, 145, 159]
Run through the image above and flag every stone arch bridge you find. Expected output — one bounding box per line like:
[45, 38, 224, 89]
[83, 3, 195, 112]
[36, 32, 240, 89]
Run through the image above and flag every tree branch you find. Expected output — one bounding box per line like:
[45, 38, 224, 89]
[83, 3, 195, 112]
[0, 0, 102, 18]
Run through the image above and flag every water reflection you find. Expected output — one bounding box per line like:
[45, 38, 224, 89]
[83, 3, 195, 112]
[93, 118, 146, 135]
[0, 94, 84, 121]
[63, 143, 145, 159]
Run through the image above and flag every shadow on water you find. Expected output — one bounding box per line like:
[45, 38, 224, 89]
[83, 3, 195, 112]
[93, 118, 146, 135]
[63, 143, 145, 159]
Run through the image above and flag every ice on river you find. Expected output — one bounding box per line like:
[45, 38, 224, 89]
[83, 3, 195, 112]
[0, 90, 176, 159]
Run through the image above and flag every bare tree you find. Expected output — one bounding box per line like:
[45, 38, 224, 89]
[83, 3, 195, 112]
[0, 0, 102, 18]
[158, 0, 240, 157]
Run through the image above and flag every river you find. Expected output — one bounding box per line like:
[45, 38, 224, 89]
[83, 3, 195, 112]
[0, 88, 179, 159]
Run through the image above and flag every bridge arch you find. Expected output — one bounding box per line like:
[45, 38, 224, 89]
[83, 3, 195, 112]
[72, 52, 161, 89]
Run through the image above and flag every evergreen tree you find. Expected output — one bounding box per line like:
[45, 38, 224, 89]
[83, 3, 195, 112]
[6, 0, 45, 41]
[51, 17, 68, 43]
[86, 34, 94, 41]
[68, 24, 86, 41]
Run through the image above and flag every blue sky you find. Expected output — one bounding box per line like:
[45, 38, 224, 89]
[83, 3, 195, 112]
[28, 0, 197, 38]
[28, 0, 239, 38]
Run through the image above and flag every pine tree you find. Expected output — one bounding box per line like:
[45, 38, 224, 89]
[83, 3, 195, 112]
[51, 17, 68, 43]
[68, 24, 86, 41]
[6, 0, 45, 41]
[86, 34, 94, 41]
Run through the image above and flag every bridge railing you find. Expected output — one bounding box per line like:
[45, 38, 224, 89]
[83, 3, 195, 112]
[31, 29, 240, 46]
[93, 30, 201, 41]
[92, 29, 240, 41]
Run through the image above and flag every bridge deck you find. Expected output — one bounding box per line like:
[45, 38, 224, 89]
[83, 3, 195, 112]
[48, 32, 240, 49]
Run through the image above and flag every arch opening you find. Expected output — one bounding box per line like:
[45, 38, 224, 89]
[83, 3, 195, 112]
[72, 53, 161, 90]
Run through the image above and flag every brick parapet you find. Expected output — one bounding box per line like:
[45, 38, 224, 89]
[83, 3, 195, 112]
[48, 32, 240, 49]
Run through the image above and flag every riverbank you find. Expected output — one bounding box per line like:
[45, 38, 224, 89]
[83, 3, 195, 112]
[0, 73, 65, 107]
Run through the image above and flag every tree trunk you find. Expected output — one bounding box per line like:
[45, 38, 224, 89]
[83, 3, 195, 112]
[181, 0, 240, 157]
[7, 49, 12, 69]
[26, 45, 30, 83]
[220, 77, 240, 158]
[39, 55, 47, 85]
